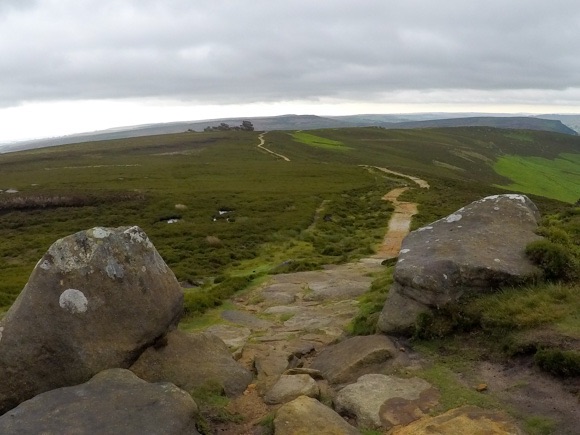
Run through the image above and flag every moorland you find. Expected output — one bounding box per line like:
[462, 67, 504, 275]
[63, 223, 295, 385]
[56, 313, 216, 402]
[0, 125, 579, 433]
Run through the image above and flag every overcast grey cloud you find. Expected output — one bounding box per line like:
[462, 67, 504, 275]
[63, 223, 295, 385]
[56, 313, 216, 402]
[1, 0, 579, 141]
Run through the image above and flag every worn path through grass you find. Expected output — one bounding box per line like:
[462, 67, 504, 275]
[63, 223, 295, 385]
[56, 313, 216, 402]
[256, 132, 290, 162]
[184, 169, 430, 433]
[360, 165, 430, 261]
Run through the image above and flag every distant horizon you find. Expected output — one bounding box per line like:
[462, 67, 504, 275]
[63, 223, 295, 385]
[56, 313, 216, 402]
[2, 105, 580, 146]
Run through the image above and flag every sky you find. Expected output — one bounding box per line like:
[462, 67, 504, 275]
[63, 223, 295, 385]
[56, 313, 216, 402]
[1, 0, 580, 143]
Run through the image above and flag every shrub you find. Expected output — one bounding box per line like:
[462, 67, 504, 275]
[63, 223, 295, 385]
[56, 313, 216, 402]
[534, 349, 580, 377]
[182, 275, 252, 317]
[525, 239, 575, 281]
[205, 235, 222, 246]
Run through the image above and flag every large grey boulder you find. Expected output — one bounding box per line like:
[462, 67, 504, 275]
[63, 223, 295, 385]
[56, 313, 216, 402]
[274, 395, 358, 435]
[310, 335, 398, 385]
[378, 194, 542, 335]
[0, 369, 199, 434]
[130, 330, 253, 397]
[0, 226, 183, 414]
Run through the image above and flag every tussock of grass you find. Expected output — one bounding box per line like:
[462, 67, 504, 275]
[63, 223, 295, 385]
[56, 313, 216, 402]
[348, 266, 394, 335]
[189, 381, 243, 434]
[467, 283, 580, 331]
[417, 365, 499, 412]
[182, 276, 254, 317]
[534, 349, 580, 377]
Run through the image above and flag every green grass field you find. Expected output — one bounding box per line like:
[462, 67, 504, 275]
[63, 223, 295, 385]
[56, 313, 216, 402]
[290, 131, 353, 150]
[494, 153, 580, 203]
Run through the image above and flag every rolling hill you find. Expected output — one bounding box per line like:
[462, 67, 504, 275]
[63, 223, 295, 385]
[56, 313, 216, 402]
[1, 113, 577, 154]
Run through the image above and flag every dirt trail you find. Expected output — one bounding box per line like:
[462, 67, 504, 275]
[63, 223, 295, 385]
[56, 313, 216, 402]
[361, 165, 430, 189]
[204, 169, 430, 433]
[362, 166, 429, 260]
[373, 187, 418, 259]
[257, 132, 290, 161]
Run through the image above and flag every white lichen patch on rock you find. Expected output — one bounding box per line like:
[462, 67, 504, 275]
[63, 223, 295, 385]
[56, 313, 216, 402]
[38, 259, 51, 270]
[400, 249, 411, 254]
[0, 326, 4, 342]
[90, 227, 112, 239]
[445, 213, 462, 223]
[48, 240, 99, 273]
[123, 226, 153, 248]
[416, 226, 433, 232]
[59, 289, 88, 314]
[105, 258, 125, 279]
[480, 194, 528, 204]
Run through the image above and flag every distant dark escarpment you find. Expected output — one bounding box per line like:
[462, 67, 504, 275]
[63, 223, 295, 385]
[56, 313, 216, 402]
[386, 116, 577, 135]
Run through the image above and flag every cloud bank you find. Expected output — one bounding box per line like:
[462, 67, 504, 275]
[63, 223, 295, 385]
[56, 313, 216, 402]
[1, 0, 579, 141]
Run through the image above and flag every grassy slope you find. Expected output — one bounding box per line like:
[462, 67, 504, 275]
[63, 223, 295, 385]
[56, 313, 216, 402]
[1, 126, 579, 314]
[494, 153, 580, 203]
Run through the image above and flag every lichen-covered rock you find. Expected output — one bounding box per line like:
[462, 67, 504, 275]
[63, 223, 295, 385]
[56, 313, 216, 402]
[390, 405, 523, 435]
[335, 374, 439, 429]
[264, 374, 319, 405]
[0, 369, 199, 434]
[274, 395, 358, 435]
[310, 335, 398, 385]
[130, 330, 253, 397]
[378, 194, 542, 335]
[0, 226, 183, 414]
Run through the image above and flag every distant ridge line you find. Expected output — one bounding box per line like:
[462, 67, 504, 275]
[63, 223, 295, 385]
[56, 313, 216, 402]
[1, 113, 577, 153]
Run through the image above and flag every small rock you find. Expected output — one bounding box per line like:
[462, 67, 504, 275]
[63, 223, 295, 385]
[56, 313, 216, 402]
[130, 330, 253, 397]
[310, 335, 397, 384]
[274, 396, 358, 435]
[243, 383, 256, 396]
[205, 324, 251, 349]
[253, 348, 292, 388]
[264, 374, 319, 405]
[476, 383, 488, 392]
